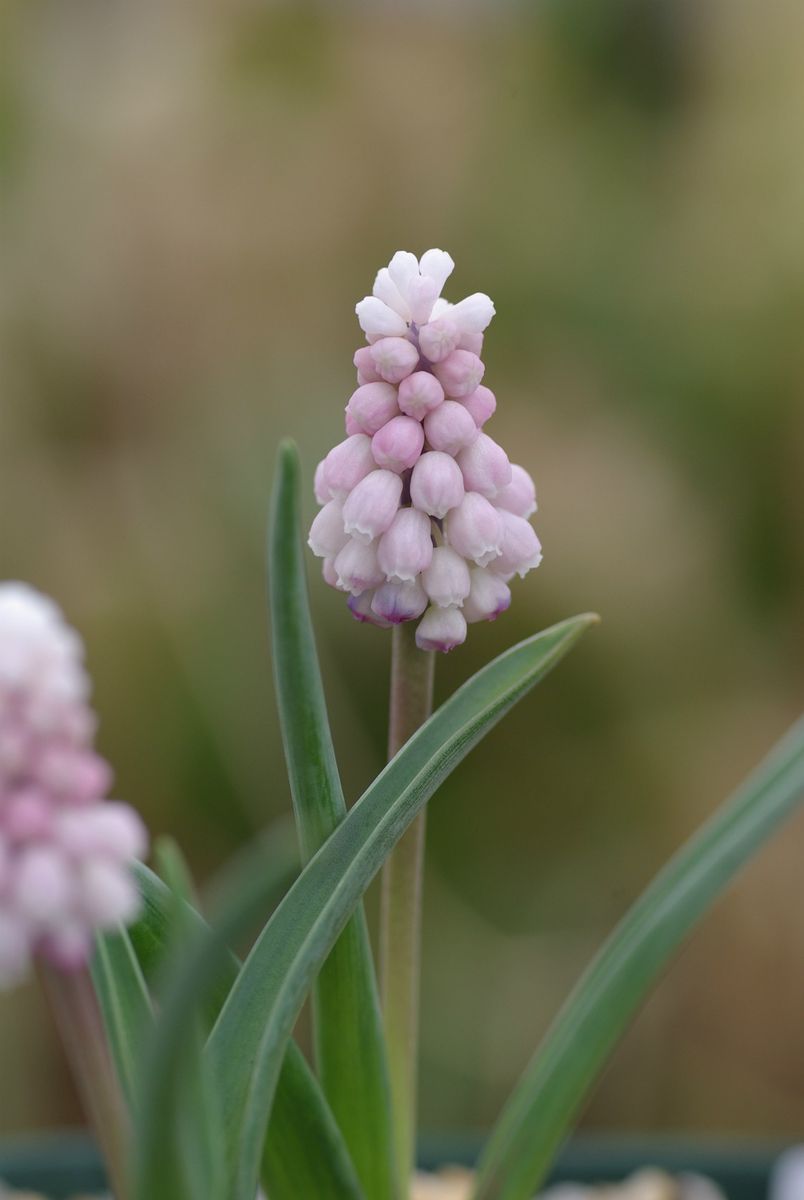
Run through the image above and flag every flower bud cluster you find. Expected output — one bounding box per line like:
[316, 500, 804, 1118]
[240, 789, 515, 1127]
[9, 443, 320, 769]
[309, 250, 541, 653]
[0, 584, 147, 988]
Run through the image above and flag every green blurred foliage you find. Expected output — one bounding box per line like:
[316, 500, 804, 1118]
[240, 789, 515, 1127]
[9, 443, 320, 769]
[1, 0, 803, 1144]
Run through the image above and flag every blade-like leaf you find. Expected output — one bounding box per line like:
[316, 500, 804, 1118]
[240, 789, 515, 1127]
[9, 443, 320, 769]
[128, 862, 176, 980]
[206, 611, 597, 1200]
[91, 926, 153, 1110]
[261, 1043, 367, 1200]
[130, 838, 364, 1200]
[153, 834, 201, 912]
[472, 715, 804, 1200]
[149, 838, 226, 1200]
[269, 440, 394, 1200]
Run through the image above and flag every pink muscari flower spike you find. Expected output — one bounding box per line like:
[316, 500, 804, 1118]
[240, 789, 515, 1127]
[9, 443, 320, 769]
[313, 248, 542, 655]
[0, 583, 148, 985]
[0, 581, 147, 1198]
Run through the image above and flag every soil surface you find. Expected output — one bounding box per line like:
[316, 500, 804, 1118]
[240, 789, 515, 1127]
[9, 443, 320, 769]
[411, 1166, 726, 1200]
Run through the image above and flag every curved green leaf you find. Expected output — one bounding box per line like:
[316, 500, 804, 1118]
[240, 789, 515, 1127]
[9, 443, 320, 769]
[261, 1043, 366, 1200]
[128, 862, 175, 979]
[206, 611, 597, 1200]
[144, 840, 226, 1200]
[92, 926, 153, 1109]
[472, 714, 804, 1200]
[269, 440, 394, 1200]
[153, 834, 201, 912]
[130, 846, 364, 1200]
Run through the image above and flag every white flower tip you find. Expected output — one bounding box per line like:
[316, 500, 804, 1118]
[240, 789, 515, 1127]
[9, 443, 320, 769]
[372, 267, 411, 321]
[355, 297, 407, 339]
[452, 293, 496, 334]
[388, 250, 420, 285]
[419, 249, 455, 291]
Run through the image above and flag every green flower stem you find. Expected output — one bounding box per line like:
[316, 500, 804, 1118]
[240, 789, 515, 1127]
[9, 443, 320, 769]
[380, 621, 435, 1197]
[40, 961, 130, 1200]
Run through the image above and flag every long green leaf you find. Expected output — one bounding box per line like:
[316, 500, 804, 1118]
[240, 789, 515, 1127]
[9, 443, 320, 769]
[92, 926, 153, 1109]
[261, 1044, 367, 1200]
[153, 833, 202, 911]
[206, 611, 597, 1200]
[472, 714, 804, 1200]
[150, 839, 226, 1200]
[130, 844, 364, 1200]
[269, 440, 394, 1200]
[207, 830, 366, 1198]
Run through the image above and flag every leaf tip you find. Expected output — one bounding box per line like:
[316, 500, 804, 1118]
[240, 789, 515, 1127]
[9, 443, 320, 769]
[556, 612, 601, 639]
[270, 440, 302, 530]
[277, 438, 301, 475]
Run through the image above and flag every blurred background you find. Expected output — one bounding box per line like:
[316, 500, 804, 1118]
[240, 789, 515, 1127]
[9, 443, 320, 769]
[1, 0, 803, 1146]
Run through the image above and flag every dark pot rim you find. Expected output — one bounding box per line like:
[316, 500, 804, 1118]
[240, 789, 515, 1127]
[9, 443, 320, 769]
[0, 1130, 793, 1198]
